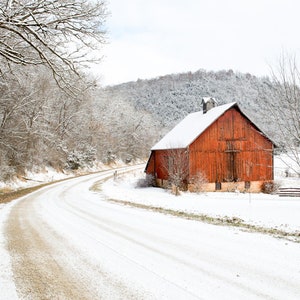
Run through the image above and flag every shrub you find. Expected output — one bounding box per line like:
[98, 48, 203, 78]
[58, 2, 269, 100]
[66, 147, 96, 170]
[190, 171, 208, 193]
[261, 181, 280, 194]
[136, 174, 155, 188]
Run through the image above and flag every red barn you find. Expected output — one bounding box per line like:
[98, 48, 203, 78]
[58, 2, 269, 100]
[145, 98, 275, 192]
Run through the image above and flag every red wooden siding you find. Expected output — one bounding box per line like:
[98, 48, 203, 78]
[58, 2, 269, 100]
[188, 108, 273, 183]
[145, 152, 155, 175]
[150, 149, 188, 181]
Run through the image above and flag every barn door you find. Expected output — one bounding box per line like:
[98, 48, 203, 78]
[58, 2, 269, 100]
[225, 141, 240, 182]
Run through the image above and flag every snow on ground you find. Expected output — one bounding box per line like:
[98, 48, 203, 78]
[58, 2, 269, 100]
[0, 160, 134, 191]
[274, 153, 300, 183]
[0, 166, 72, 191]
[0, 164, 299, 299]
[102, 169, 300, 235]
[4, 169, 300, 299]
[0, 201, 19, 299]
[0, 155, 299, 298]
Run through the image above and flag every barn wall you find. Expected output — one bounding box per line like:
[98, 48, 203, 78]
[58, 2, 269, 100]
[189, 108, 273, 184]
[145, 152, 155, 175]
[153, 150, 168, 179]
[146, 149, 188, 182]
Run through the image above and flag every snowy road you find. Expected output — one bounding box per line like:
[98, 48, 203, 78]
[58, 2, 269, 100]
[2, 166, 300, 299]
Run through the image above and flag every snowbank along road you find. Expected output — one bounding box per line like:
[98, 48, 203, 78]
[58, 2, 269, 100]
[2, 165, 300, 299]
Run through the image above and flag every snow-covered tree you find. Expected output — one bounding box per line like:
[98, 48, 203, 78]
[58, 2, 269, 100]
[0, 0, 107, 92]
[161, 148, 189, 195]
[265, 54, 300, 175]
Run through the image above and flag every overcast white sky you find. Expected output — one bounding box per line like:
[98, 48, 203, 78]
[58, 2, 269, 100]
[97, 0, 300, 86]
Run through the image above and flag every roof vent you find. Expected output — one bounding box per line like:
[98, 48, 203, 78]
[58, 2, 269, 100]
[201, 97, 218, 114]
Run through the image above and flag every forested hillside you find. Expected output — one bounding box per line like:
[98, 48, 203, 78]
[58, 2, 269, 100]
[0, 63, 284, 182]
[0, 67, 281, 182]
[102, 69, 277, 141]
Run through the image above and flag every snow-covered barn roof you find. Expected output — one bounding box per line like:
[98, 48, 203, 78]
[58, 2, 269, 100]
[152, 102, 237, 150]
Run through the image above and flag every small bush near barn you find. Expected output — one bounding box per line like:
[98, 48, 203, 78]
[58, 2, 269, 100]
[136, 174, 155, 188]
[190, 171, 208, 193]
[261, 181, 280, 194]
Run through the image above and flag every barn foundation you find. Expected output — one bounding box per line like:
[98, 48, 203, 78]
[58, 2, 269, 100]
[188, 181, 264, 193]
[156, 179, 265, 193]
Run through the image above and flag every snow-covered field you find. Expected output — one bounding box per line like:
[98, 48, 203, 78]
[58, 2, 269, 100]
[102, 169, 300, 237]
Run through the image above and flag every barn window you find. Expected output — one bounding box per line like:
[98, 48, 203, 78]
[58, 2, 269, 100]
[245, 181, 251, 189]
[215, 182, 222, 190]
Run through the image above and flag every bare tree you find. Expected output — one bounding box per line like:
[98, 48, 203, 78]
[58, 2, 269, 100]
[0, 63, 98, 177]
[0, 0, 107, 92]
[265, 54, 300, 175]
[91, 90, 158, 164]
[0, 65, 51, 175]
[162, 148, 189, 195]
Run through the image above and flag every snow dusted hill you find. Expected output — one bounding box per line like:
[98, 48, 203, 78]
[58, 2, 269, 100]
[102, 69, 277, 140]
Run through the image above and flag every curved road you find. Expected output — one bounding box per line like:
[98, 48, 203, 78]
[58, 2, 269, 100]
[3, 166, 300, 299]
